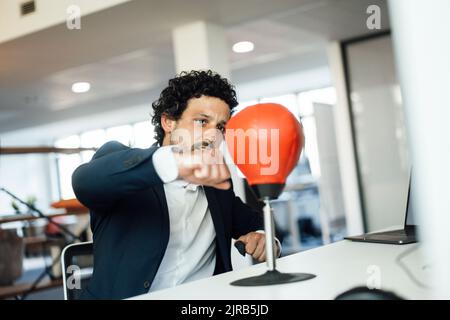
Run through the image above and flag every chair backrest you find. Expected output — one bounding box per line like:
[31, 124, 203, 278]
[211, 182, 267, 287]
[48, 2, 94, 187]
[61, 241, 93, 300]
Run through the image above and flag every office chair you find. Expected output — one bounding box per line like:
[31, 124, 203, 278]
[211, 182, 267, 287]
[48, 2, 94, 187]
[61, 241, 93, 300]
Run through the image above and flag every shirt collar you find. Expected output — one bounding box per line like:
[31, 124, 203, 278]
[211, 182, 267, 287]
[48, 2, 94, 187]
[168, 179, 201, 191]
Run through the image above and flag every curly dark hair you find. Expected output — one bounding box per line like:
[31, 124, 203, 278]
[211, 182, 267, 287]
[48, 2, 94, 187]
[151, 70, 238, 145]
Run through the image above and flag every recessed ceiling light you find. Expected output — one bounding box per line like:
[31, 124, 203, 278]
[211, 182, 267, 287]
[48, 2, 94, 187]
[232, 41, 254, 53]
[71, 82, 91, 93]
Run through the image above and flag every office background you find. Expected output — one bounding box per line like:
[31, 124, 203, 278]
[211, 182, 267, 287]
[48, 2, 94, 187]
[0, 0, 430, 299]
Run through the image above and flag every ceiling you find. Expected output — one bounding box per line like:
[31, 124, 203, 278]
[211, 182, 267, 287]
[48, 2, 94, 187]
[0, 0, 389, 133]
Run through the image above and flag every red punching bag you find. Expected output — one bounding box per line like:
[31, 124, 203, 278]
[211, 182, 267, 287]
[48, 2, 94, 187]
[225, 103, 304, 199]
[225, 103, 315, 287]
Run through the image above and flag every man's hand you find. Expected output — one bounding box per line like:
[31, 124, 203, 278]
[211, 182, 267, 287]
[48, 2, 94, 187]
[237, 232, 280, 262]
[173, 148, 231, 190]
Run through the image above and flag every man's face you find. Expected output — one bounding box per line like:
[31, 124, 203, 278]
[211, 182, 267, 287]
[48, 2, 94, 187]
[163, 95, 231, 152]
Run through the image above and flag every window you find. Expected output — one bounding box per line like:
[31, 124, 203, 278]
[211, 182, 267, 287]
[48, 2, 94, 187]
[55, 121, 156, 199]
[134, 121, 156, 148]
[233, 99, 258, 115]
[80, 129, 106, 162]
[105, 125, 133, 146]
[297, 87, 337, 117]
[55, 135, 81, 200]
[260, 94, 299, 119]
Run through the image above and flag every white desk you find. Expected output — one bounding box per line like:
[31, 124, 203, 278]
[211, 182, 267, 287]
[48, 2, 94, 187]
[130, 240, 432, 300]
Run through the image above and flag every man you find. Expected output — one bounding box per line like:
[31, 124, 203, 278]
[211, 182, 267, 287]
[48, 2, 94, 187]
[72, 70, 280, 300]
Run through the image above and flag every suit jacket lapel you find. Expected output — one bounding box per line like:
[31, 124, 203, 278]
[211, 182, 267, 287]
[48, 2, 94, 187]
[153, 184, 170, 247]
[154, 182, 230, 268]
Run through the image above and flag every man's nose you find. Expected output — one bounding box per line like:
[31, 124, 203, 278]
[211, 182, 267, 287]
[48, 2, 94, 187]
[203, 128, 222, 145]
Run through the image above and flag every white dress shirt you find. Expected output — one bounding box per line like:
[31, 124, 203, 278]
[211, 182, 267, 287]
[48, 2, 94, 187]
[149, 146, 281, 292]
[148, 180, 216, 292]
[149, 146, 216, 292]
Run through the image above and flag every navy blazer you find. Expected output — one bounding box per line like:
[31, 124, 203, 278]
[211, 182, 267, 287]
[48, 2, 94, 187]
[72, 141, 263, 299]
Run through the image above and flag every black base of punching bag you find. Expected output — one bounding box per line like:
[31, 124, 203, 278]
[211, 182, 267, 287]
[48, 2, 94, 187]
[250, 183, 285, 200]
[230, 192, 316, 287]
[230, 270, 316, 286]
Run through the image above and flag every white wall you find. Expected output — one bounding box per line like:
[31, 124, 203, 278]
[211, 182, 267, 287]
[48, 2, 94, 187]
[389, 0, 450, 298]
[327, 43, 364, 236]
[313, 102, 346, 240]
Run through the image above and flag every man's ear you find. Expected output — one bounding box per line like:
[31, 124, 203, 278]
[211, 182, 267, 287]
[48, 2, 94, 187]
[161, 113, 176, 134]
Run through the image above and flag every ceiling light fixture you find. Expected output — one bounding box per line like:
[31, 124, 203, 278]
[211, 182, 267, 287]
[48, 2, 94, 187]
[71, 82, 91, 93]
[232, 41, 254, 53]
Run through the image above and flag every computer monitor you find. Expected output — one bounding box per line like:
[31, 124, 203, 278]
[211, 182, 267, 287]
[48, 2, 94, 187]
[344, 171, 417, 244]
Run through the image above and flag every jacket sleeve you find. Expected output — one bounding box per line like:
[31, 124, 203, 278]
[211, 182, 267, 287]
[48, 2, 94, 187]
[72, 141, 163, 210]
[230, 192, 264, 239]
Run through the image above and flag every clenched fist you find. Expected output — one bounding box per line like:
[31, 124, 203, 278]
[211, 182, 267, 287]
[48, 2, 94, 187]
[173, 147, 231, 190]
[237, 232, 280, 262]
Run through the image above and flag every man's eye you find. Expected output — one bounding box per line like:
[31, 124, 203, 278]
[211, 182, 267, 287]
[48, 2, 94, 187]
[194, 119, 207, 126]
[217, 125, 225, 133]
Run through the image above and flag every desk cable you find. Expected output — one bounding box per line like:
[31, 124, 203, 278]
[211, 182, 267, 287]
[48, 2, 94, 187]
[395, 243, 431, 289]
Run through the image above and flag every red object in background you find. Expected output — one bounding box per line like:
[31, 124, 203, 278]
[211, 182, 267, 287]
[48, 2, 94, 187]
[46, 199, 88, 235]
[45, 216, 67, 235]
[50, 198, 87, 212]
[225, 103, 304, 187]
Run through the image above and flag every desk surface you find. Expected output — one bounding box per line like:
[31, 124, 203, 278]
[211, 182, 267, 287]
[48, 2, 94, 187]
[130, 240, 432, 300]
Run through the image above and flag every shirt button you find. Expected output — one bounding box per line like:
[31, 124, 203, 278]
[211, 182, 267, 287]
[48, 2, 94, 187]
[143, 281, 150, 289]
